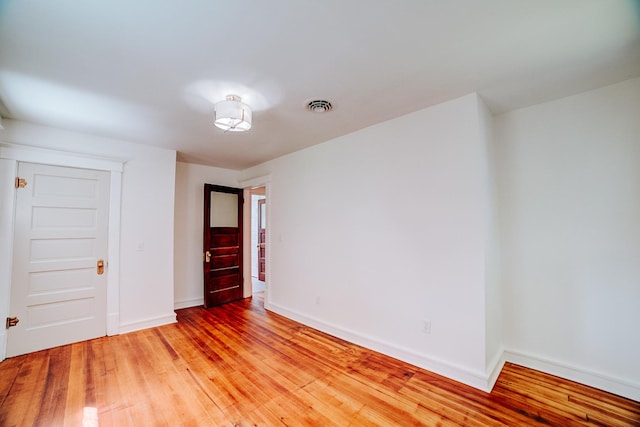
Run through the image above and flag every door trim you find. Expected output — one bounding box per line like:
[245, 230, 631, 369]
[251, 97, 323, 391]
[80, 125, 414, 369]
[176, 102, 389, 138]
[0, 143, 124, 361]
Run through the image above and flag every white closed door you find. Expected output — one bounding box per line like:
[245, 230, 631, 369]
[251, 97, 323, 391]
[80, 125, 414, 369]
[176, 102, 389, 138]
[7, 162, 110, 357]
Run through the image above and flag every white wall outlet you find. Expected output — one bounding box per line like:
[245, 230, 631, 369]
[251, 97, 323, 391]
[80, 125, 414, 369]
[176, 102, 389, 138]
[422, 319, 431, 334]
[315, 296, 321, 305]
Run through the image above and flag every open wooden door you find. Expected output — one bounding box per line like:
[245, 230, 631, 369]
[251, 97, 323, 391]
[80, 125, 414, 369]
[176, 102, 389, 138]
[257, 198, 266, 282]
[203, 184, 243, 308]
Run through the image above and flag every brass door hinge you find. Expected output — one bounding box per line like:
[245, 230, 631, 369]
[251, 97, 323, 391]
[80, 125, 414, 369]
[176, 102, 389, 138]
[15, 177, 27, 188]
[6, 316, 19, 329]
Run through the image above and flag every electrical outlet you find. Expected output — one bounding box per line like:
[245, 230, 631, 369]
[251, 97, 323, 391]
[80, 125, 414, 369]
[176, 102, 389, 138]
[315, 296, 321, 305]
[422, 319, 431, 334]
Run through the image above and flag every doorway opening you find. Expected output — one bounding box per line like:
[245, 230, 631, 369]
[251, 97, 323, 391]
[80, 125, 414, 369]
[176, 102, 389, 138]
[250, 187, 266, 297]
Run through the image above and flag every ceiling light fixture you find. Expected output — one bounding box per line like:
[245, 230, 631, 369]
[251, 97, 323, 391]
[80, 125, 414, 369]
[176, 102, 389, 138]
[214, 95, 252, 132]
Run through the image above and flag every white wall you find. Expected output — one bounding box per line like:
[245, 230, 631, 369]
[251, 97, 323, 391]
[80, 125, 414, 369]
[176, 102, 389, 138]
[239, 93, 498, 390]
[173, 161, 239, 309]
[0, 119, 177, 335]
[495, 77, 640, 400]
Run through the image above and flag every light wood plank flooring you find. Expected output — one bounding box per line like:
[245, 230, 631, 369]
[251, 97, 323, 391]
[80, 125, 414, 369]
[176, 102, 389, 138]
[1, 293, 638, 426]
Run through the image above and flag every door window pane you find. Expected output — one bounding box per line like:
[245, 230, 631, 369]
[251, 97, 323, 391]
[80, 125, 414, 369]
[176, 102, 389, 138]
[210, 191, 238, 227]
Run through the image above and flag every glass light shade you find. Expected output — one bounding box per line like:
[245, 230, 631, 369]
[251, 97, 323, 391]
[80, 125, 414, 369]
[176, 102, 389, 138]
[214, 95, 252, 132]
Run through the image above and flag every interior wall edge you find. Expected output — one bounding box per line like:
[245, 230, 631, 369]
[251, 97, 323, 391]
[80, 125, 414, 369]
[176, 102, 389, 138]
[0, 158, 17, 362]
[0, 332, 5, 362]
[107, 313, 119, 337]
[486, 347, 507, 391]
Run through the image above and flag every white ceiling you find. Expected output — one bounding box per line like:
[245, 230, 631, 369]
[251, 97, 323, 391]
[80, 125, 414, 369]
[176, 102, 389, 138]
[0, 1, 638, 169]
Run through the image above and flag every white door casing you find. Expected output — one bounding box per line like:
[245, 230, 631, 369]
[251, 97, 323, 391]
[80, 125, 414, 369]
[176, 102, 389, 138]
[7, 162, 110, 357]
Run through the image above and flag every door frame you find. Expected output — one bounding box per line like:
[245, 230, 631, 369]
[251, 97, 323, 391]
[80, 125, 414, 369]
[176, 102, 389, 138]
[239, 174, 271, 309]
[257, 198, 266, 282]
[0, 143, 124, 361]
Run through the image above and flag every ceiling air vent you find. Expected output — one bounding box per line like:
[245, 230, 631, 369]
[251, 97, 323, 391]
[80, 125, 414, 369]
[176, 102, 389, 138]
[306, 99, 333, 113]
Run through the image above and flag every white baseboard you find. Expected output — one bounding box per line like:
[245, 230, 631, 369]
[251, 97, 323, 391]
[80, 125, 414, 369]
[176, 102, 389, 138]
[174, 297, 203, 310]
[118, 312, 177, 334]
[486, 348, 506, 391]
[106, 312, 119, 336]
[504, 350, 640, 402]
[268, 303, 495, 392]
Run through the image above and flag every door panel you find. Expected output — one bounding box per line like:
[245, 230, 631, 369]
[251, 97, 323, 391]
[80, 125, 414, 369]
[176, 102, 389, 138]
[258, 198, 266, 282]
[7, 162, 110, 357]
[212, 229, 239, 247]
[211, 254, 239, 269]
[203, 184, 243, 308]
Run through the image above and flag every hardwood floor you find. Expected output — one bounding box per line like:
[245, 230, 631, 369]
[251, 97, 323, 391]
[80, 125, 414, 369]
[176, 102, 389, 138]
[1, 293, 638, 426]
